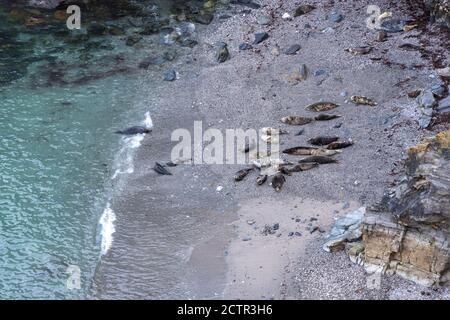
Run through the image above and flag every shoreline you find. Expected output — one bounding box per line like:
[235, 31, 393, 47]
[92, 0, 450, 299]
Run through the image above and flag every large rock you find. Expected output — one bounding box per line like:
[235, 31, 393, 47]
[356, 131, 450, 286]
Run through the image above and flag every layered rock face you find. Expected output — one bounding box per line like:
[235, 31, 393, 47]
[357, 131, 450, 286]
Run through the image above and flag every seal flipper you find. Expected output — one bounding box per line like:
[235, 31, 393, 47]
[153, 162, 172, 175]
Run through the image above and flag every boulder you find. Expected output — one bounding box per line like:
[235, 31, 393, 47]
[357, 131, 450, 286]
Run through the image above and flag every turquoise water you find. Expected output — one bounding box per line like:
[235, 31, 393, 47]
[0, 0, 163, 298]
[0, 0, 206, 299]
[0, 74, 146, 299]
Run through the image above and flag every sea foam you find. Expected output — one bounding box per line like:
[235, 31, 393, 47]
[99, 112, 153, 255]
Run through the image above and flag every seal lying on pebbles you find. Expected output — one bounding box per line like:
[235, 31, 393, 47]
[314, 114, 341, 121]
[234, 168, 253, 181]
[298, 156, 338, 164]
[283, 146, 340, 156]
[153, 162, 172, 175]
[327, 140, 354, 149]
[271, 174, 286, 192]
[345, 46, 373, 55]
[350, 95, 377, 106]
[115, 126, 152, 135]
[283, 163, 318, 173]
[253, 158, 292, 169]
[308, 136, 339, 146]
[256, 174, 268, 185]
[305, 102, 339, 112]
[281, 116, 313, 125]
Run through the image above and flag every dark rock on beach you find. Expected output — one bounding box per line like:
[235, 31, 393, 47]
[163, 70, 176, 81]
[239, 43, 253, 50]
[253, 32, 269, 45]
[283, 44, 301, 55]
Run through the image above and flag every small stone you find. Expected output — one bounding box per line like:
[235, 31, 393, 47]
[310, 226, 319, 234]
[282, 12, 292, 20]
[247, 220, 256, 225]
[417, 89, 437, 108]
[408, 90, 422, 98]
[375, 31, 387, 42]
[314, 69, 327, 77]
[271, 47, 280, 56]
[294, 4, 316, 17]
[239, 43, 253, 50]
[253, 32, 269, 44]
[329, 11, 344, 23]
[139, 56, 166, 68]
[242, 237, 252, 241]
[257, 15, 271, 25]
[294, 232, 302, 237]
[204, 0, 215, 10]
[163, 70, 176, 81]
[340, 91, 348, 97]
[419, 112, 432, 128]
[216, 42, 230, 63]
[288, 232, 294, 237]
[431, 84, 445, 98]
[437, 96, 450, 113]
[273, 223, 280, 230]
[194, 13, 214, 25]
[322, 27, 335, 33]
[88, 22, 108, 35]
[126, 34, 143, 46]
[283, 44, 301, 55]
[333, 122, 343, 128]
[180, 39, 198, 48]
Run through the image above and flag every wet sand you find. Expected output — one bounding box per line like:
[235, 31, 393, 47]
[94, 0, 450, 299]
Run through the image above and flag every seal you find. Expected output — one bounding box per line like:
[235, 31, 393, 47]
[311, 149, 341, 156]
[350, 95, 377, 106]
[345, 46, 373, 55]
[314, 114, 341, 121]
[327, 140, 354, 150]
[283, 146, 340, 157]
[271, 174, 286, 192]
[283, 146, 318, 155]
[308, 136, 339, 146]
[281, 116, 313, 125]
[298, 156, 338, 164]
[153, 162, 172, 175]
[285, 163, 318, 172]
[305, 102, 339, 112]
[234, 168, 253, 181]
[256, 174, 268, 185]
[115, 126, 152, 135]
[279, 166, 292, 176]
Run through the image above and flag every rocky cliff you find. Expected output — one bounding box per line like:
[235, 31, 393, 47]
[351, 131, 450, 286]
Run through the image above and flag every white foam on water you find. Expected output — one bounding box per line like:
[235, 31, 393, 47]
[99, 111, 153, 255]
[99, 203, 116, 255]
